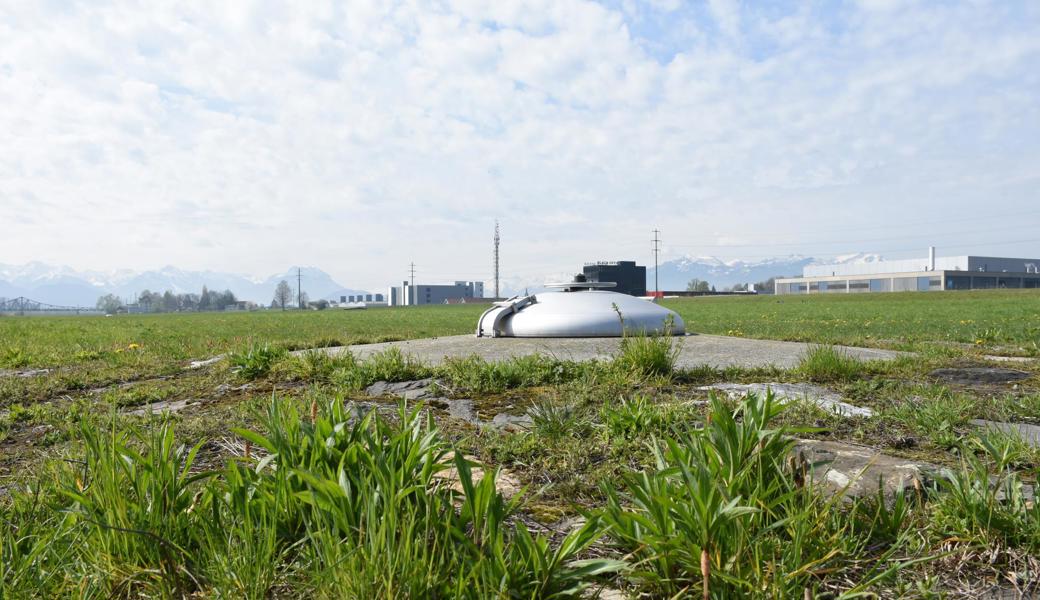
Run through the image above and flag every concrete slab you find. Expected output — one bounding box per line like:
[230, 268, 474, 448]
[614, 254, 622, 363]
[328, 334, 900, 370]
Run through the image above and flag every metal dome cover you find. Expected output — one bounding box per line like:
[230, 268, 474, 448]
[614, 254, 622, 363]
[476, 290, 684, 338]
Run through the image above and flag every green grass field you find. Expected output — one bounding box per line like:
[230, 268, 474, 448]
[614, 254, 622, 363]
[666, 289, 1040, 354]
[2, 290, 1037, 375]
[2, 290, 1040, 598]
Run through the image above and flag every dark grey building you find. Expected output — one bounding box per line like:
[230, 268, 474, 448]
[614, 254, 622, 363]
[582, 261, 647, 296]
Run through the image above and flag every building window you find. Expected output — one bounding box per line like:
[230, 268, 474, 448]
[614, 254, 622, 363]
[869, 279, 891, 292]
[893, 277, 917, 292]
[917, 277, 940, 291]
[1024, 278, 1039, 289]
[849, 280, 869, 293]
[998, 277, 1021, 289]
[946, 276, 971, 290]
[973, 276, 996, 290]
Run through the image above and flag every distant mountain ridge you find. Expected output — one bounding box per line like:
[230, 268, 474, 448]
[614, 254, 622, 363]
[646, 253, 884, 291]
[0, 262, 367, 307]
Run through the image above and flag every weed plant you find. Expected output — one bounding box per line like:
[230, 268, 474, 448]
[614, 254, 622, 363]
[0, 399, 622, 598]
[598, 390, 920, 598]
[228, 344, 287, 380]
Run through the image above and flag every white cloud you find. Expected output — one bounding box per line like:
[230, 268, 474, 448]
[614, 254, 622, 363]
[0, 0, 1038, 289]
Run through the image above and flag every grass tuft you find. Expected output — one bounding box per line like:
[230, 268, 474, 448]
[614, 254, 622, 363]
[228, 344, 287, 380]
[797, 345, 864, 383]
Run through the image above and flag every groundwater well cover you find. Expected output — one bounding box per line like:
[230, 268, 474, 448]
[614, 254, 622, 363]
[476, 289, 685, 338]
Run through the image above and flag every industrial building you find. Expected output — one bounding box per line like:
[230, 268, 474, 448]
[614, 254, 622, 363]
[387, 281, 485, 306]
[582, 261, 647, 296]
[776, 249, 1040, 295]
[340, 293, 384, 303]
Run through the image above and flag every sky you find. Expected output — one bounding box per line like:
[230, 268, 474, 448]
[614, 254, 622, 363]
[1, 0, 1038, 290]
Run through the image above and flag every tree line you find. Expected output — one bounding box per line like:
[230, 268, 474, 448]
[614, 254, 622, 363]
[685, 276, 780, 294]
[96, 286, 242, 314]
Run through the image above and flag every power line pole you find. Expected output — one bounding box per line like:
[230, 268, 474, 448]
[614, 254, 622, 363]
[652, 229, 661, 296]
[408, 262, 416, 306]
[297, 267, 302, 309]
[493, 220, 500, 299]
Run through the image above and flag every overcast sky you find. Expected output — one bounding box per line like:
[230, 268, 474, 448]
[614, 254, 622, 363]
[2, 0, 1038, 289]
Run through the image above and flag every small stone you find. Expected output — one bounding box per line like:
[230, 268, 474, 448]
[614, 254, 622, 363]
[699, 383, 873, 418]
[930, 368, 1031, 385]
[491, 412, 534, 431]
[983, 355, 1035, 364]
[188, 355, 225, 369]
[970, 420, 1040, 448]
[365, 378, 441, 400]
[792, 439, 938, 498]
[126, 399, 199, 416]
[435, 452, 522, 498]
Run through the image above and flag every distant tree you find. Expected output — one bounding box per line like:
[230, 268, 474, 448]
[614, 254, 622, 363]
[214, 289, 237, 310]
[299, 291, 309, 309]
[711, 285, 716, 292]
[686, 279, 711, 292]
[96, 294, 123, 314]
[727, 283, 749, 292]
[753, 277, 779, 294]
[198, 286, 211, 311]
[273, 280, 293, 310]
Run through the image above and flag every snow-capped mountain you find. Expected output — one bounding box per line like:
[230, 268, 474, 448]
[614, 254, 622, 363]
[0, 263, 368, 307]
[647, 253, 884, 291]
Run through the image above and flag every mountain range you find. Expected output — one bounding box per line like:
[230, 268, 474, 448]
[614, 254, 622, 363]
[0, 263, 367, 307]
[0, 253, 884, 307]
[645, 253, 883, 291]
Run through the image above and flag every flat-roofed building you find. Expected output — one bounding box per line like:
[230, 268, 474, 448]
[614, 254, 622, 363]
[582, 261, 647, 296]
[387, 280, 485, 306]
[776, 248, 1040, 294]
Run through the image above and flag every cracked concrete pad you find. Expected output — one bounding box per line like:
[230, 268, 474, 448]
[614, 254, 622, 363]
[971, 420, 1040, 448]
[792, 439, 938, 498]
[700, 383, 874, 418]
[328, 334, 900, 370]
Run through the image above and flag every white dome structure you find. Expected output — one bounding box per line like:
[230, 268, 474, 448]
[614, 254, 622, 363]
[476, 279, 684, 338]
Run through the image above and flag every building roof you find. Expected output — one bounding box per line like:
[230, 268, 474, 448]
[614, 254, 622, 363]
[804, 255, 1040, 278]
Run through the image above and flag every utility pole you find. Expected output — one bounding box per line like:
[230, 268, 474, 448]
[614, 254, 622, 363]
[408, 262, 416, 306]
[652, 229, 661, 296]
[493, 220, 500, 299]
[297, 267, 302, 309]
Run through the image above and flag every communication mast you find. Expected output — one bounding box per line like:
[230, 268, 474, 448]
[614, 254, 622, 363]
[493, 221, 500, 299]
[651, 229, 661, 295]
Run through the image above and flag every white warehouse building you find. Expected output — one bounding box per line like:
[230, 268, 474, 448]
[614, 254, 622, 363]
[776, 248, 1040, 294]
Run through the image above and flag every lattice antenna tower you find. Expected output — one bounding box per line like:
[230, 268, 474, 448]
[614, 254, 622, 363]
[493, 220, 500, 299]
